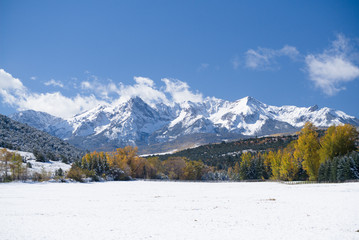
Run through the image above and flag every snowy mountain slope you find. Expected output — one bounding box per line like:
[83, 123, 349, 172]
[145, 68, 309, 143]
[9, 96, 359, 153]
[67, 97, 174, 148]
[10, 110, 73, 139]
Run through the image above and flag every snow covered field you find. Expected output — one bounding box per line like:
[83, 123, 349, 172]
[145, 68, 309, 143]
[0, 181, 358, 240]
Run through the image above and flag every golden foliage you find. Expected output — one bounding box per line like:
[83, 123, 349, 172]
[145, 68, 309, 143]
[319, 124, 358, 163]
[294, 122, 321, 180]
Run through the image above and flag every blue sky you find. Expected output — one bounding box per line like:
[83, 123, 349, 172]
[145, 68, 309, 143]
[1, 0, 359, 118]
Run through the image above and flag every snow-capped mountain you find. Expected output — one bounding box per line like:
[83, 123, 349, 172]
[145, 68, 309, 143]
[10, 110, 73, 139]
[10, 96, 359, 153]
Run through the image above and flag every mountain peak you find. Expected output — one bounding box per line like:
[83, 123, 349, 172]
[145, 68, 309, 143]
[125, 96, 150, 110]
[244, 96, 255, 101]
[309, 105, 319, 112]
[129, 96, 144, 102]
[235, 96, 264, 108]
[244, 96, 262, 105]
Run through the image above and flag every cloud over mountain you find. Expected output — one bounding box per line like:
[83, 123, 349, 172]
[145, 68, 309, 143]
[0, 69, 106, 118]
[0, 69, 204, 119]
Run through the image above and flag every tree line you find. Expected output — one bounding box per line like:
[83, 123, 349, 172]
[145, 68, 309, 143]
[67, 146, 218, 182]
[227, 123, 358, 182]
[153, 135, 299, 170]
[67, 123, 358, 182]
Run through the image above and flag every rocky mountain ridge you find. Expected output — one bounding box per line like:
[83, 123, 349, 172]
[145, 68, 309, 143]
[10, 96, 359, 154]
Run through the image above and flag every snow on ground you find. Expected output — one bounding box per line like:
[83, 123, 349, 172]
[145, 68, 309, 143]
[0, 147, 36, 161]
[0, 147, 71, 175]
[26, 159, 71, 175]
[0, 181, 358, 240]
[140, 149, 178, 157]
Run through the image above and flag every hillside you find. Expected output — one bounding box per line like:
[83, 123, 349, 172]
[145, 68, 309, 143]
[146, 134, 301, 170]
[0, 114, 84, 162]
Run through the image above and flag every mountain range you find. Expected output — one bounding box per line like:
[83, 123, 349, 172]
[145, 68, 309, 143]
[10, 96, 359, 154]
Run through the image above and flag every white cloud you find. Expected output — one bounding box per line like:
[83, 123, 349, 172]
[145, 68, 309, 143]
[0, 69, 27, 107]
[134, 76, 154, 87]
[245, 48, 272, 69]
[0, 69, 26, 90]
[16, 92, 105, 119]
[30, 76, 37, 80]
[44, 79, 64, 88]
[0, 69, 105, 119]
[245, 45, 299, 70]
[79, 76, 170, 106]
[162, 78, 203, 103]
[305, 34, 359, 96]
[80, 79, 118, 100]
[116, 77, 169, 106]
[279, 45, 300, 59]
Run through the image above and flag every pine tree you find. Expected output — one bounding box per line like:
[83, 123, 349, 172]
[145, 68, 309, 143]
[329, 157, 339, 182]
[318, 161, 330, 182]
[318, 163, 326, 182]
[349, 152, 359, 179]
[337, 156, 352, 182]
[253, 153, 266, 180]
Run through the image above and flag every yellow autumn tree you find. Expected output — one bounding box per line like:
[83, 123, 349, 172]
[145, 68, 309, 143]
[261, 151, 271, 178]
[280, 142, 299, 181]
[319, 124, 358, 163]
[163, 157, 186, 180]
[294, 122, 320, 181]
[145, 157, 163, 179]
[227, 166, 234, 179]
[107, 146, 140, 177]
[10, 152, 25, 180]
[0, 148, 12, 181]
[270, 149, 282, 180]
[182, 160, 207, 180]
